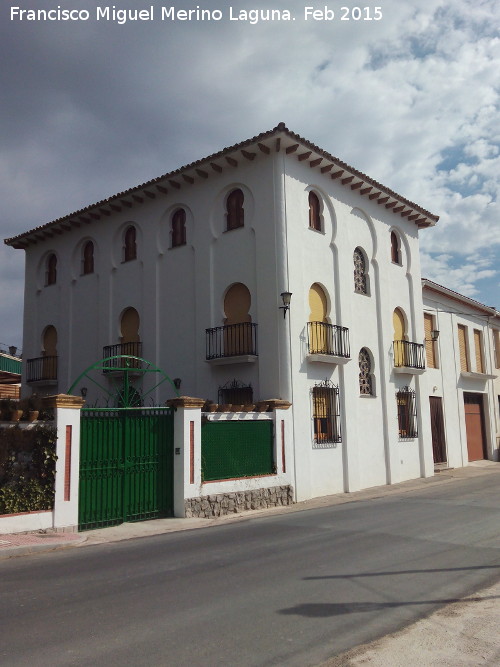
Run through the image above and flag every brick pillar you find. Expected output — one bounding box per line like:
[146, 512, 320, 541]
[42, 394, 85, 531]
[166, 396, 205, 517]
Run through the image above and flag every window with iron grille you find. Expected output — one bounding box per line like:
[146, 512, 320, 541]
[358, 347, 373, 395]
[353, 247, 368, 294]
[312, 380, 341, 445]
[218, 379, 253, 406]
[396, 386, 418, 438]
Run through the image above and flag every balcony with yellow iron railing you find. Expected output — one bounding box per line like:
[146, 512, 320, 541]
[26, 356, 58, 384]
[206, 323, 258, 365]
[393, 340, 425, 374]
[307, 322, 350, 364]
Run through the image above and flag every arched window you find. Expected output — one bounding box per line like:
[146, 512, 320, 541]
[124, 225, 137, 262]
[46, 254, 57, 286]
[308, 191, 321, 231]
[390, 231, 401, 264]
[82, 241, 94, 275]
[359, 348, 373, 396]
[353, 247, 368, 294]
[171, 208, 186, 247]
[226, 189, 244, 230]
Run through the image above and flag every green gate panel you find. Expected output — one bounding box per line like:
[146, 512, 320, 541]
[201, 420, 274, 482]
[79, 408, 173, 531]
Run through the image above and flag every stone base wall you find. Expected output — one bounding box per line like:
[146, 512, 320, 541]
[185, 485, 294, 518]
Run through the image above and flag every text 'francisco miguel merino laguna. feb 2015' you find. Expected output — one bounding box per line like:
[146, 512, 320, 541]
[10, 5, 384, 25]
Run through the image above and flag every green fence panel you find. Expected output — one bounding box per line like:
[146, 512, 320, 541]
[79, 408, 173, 531]
[201, 420, 274, 481]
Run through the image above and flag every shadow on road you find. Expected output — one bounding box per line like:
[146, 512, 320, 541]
[303, 564, 500, 580]
[278, 595, 500, 617]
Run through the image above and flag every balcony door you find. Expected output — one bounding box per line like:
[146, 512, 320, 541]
[464, 392, 487, 461]
[393, 308, 407, 366]
[429, 396, 446, 464]
[223, 283, 252, 355]
[42, 325, 57, 378]
[308, 283, 328, 353]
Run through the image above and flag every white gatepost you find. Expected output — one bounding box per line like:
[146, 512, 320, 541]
[43, 394, 85, 531]
[166, 396, 205, 518]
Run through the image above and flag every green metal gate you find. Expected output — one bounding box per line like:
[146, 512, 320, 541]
[79, 407, 174, 531]
[201, 419, 274, 481]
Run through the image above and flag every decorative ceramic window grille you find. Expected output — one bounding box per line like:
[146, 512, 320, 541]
[358, 348, 373, 395]
[353, 248, 367, 294]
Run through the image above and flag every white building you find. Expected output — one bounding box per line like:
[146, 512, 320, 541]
[5, 123, 454, 502]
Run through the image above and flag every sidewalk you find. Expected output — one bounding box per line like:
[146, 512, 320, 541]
[1, 460, 498, 560]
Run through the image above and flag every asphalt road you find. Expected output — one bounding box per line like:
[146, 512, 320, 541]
[2, 474, 500, 667]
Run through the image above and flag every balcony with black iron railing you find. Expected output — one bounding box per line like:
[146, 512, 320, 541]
[206, 322, 258, 364]
[26, 356, 58, 384]
[393, 340, 425, 373]
[307, 322, 351, 364]
[102, 342, 143, 374]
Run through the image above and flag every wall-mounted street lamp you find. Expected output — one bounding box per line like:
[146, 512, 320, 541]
[280, 291, 292, 318]
[430, 330, 440, 341]
[81, 387, 88, 398]
[173, 378, 181, 390]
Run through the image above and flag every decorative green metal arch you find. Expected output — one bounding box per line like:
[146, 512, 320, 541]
[68, 355, 180, 408]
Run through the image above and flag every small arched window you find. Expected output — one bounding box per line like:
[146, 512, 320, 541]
[226, 189, 244, 230]
[124, 225, 137, 262]
[308, 191, 321, 231]
[390, 231, 401, 264]
[359, 348, 373, 396]
[82, 241, 94, 275]
[171, 208, 186, 248]
[46, 254, 57, 286]
[353, 247, 368, 294]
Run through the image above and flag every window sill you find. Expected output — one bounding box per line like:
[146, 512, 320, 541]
[307, 353, 350, 365]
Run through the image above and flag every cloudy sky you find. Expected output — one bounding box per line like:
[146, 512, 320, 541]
[1, 0, 499, 353]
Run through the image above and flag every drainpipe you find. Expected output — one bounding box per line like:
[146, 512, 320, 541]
[273, 150, 296, 497]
